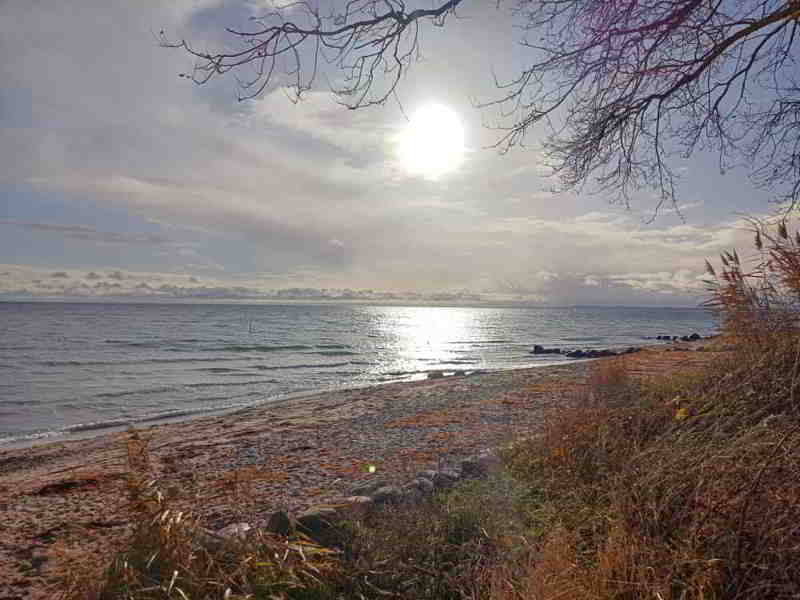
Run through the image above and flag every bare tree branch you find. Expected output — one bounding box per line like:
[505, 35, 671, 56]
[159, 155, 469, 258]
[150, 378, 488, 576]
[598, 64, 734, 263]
[164, 0, 800, 211]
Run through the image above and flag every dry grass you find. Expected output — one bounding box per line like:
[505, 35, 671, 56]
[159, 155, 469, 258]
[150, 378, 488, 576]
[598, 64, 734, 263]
[65, 220, 800, 599]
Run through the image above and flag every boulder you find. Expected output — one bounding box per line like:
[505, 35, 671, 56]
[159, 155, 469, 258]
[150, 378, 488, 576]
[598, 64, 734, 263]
[565, 350, 586, 359]
[689, 332, 701, 340]
[399, 483, 424, 504]
[460, 457, 487, 479]
[408, 477, 435, 494]
[350, 479, 389, 497]
[371, 485, 403, 505]
[433, 468, 461, 488]
[532, 345, 561, 354]
[416, 469, 439, 482]
[266, 510, 293, 536]
[296, 507, 341, 545]
[427, 371, 445, 379]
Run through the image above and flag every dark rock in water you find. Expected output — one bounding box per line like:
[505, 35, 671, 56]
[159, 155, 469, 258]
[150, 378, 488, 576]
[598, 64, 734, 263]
[565, 350, 587, 358]
[427, 371, 445, 379]
[623, 347, 641, 354]
[689, 332, 701, 340]
[594, 349, 617, 357]
[531, 345, 562, 355]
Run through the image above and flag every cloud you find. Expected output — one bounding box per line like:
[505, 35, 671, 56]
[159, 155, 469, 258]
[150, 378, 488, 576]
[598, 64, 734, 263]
[0, 220, 171, 245]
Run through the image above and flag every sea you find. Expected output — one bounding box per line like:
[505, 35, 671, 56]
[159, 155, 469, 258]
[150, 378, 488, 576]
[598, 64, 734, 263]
[0, 301, 716, 447]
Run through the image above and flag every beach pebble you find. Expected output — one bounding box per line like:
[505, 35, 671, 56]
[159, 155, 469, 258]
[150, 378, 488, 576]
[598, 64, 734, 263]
[217, 522, 252, 539]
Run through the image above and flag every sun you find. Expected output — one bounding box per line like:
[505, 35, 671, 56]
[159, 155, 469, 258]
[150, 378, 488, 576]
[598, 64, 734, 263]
[396, 103, 465, 179]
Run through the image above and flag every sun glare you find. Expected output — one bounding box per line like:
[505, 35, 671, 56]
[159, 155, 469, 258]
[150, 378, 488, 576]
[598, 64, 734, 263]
[396, 103, 465, 179]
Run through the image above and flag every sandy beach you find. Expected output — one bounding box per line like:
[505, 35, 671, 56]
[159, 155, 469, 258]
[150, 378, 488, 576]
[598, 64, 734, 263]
[0, 343, 718, 599]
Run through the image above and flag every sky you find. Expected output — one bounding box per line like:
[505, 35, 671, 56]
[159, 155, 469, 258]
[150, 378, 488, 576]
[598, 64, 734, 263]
[0, 0, 781, 306]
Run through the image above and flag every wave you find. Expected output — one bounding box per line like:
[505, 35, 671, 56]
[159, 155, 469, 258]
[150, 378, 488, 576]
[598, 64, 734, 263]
[185, 380, 278, 389]
[95, 386, 175, 399]
[211, 344, 313, 353]
[450, 340, 513, 345]
[250, 361, 350, 371]
[306, 350, 360, 356]
[41, 357, 243, 367]
[315, 344, 351, 349]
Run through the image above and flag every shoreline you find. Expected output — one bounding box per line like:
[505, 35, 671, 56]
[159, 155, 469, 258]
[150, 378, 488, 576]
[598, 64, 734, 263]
[0, 358, 587, 452]
[0, 342, 718, 599]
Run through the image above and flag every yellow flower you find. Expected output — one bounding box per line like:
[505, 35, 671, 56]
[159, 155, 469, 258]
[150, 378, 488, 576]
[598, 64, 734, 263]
[367, 464, 377, 474]
[675, 407, 690, 421]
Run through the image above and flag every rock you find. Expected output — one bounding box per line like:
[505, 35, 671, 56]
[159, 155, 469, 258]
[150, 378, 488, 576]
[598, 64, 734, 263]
[460, 457, 484, 478]
[296, 507, 340, 543]
[427, 371, 445, 379]
[399, 483, 424, 504]
[416, 469, 439, 481]
[371, 485, 403, 505]
[565, 350, 586, 358]
[344, 495, 374, 510]
[195, 527, 225, 551]
[689, 332, 701, 340]
[217, 522, 252, 539]
[350, 479, 389, 496]
[408, 477, 435, 494]
[623, 347, 640, 354]
[434, 469, 461, 488]
[532, 345, 561, 354]
[266, 510, 293, 536]
[475, 449, 500, 472]
[452, 369, 465, 376]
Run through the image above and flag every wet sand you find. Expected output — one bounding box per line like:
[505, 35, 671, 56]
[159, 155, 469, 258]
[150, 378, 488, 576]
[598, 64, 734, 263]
[0, 343, 719, 599]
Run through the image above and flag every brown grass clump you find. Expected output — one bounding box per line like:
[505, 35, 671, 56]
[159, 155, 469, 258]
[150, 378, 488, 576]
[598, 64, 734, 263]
[65, 220, 800, 600]
[502, 220, 800, 600]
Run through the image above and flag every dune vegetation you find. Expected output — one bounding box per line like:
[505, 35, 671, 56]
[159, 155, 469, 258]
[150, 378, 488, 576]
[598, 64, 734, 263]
[66, 221, 800, 600]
